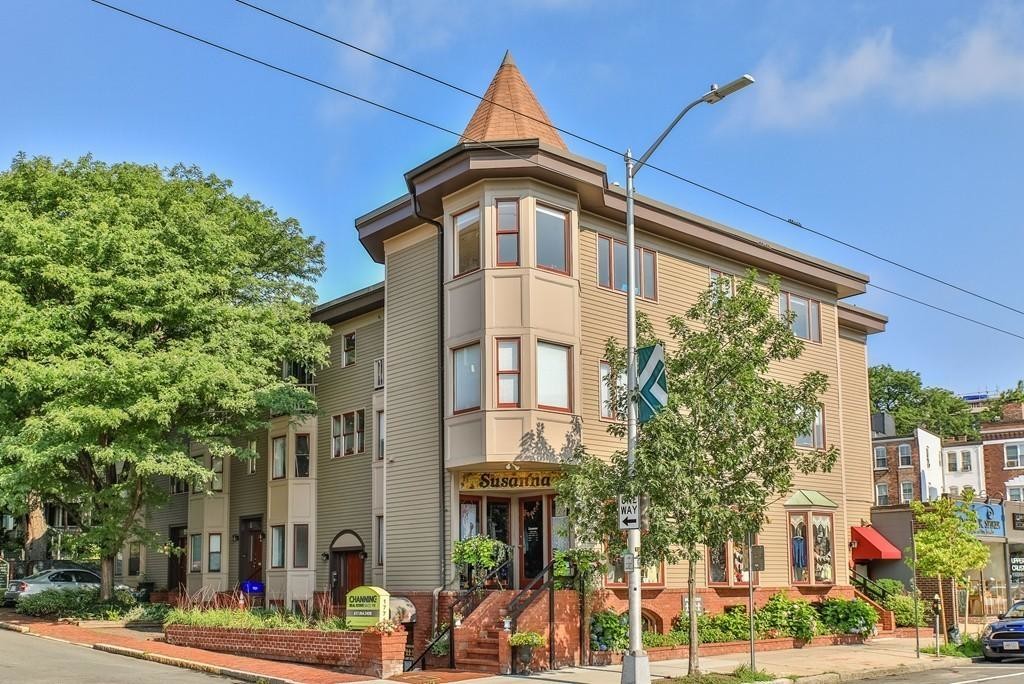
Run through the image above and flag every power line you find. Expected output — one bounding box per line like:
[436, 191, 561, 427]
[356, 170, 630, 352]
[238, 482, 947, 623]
[85, 0, 1024, 344]
[233, 0, 1024, 320]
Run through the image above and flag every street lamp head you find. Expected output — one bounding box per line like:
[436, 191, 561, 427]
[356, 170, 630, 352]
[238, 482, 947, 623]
[704, 74, 755, 104]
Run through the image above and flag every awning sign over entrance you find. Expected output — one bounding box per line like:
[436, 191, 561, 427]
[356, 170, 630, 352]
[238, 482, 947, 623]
[460, 470, 561, 491]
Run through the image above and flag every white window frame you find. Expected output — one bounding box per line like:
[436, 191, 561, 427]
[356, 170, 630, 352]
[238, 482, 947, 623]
[873, 446, 887, 469]
[961, 451, 972, 472]
[536, 341, 572, 412]
[1009, 487, 1024, 502]
[599, 360, 627, 421]
[898, 444, 912, 467]
[947, 451, 959, 472]
[1006, 443, 1024, 469]
[900, 481, 914, 504]
[875, 483, 889, 506]
[331, 415, 343, 459]
[795, 406, 825, 449]
[453, 342, 482, 414]
[454, 206, 481, 277]
[272, 436, 286, 479]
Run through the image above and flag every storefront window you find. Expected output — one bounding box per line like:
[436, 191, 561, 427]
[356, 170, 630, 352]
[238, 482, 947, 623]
[460, 498, 480, 539]
[812, 514, 834, 584]
[789, 514, 809, 583]
[708, 543, 728, 584]
[607, 559, 662, 585]
[551, 497, 570, 552]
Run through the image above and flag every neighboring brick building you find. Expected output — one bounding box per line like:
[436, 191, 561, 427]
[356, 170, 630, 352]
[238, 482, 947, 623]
[871, 416, 942, 506]
[982, 402, 1024, 500]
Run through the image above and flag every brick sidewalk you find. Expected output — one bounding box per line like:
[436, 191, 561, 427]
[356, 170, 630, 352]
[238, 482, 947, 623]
[0, 610, 375, 684]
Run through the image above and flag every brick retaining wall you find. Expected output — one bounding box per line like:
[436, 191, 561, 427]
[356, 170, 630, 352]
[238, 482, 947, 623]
[590, 633, 867, 665]
[164, 625, 407, 678]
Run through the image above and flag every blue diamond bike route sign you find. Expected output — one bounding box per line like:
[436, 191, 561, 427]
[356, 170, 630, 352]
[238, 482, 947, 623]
[637, 344, 667, 423]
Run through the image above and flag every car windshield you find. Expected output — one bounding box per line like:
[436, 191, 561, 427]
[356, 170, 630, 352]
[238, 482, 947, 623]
[1005, 604, 1024, 619]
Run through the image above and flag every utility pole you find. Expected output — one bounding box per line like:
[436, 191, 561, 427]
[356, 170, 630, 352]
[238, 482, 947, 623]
[620, 74, 754, 684]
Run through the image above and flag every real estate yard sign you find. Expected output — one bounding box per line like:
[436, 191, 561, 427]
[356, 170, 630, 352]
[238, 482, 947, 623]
[346, 585, 390, 629]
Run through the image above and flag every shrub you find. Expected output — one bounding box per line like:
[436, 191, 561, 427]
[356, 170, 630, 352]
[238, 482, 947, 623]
[17, 588, 137, 619]
[818, 598, 878, 635]
[590, 610, 628, 652]
[875, 578, 905, 597]
[165, 607, 352, 631]
[673, 606, 750, 644]
[753, 593, 818, 641]
[882, 594, 930, 627]
[642, 631, 681, 648]
[508, 631, 545, 648]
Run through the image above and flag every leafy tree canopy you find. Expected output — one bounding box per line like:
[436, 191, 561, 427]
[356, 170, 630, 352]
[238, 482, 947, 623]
[0, 155, 329, 592]
[907, 493, 988, 583]
[868, 365, 976, 439]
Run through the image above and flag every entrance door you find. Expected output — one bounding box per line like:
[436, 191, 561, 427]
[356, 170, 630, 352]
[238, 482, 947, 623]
[239, 517, 263, 585]
[330, 550, 365, 606]
[519, 497, 545, 587]
[487, 498, 511, 586]
[167, 526, 188, 592]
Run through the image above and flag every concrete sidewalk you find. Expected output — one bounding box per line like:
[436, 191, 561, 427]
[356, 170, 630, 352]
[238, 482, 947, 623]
[471, 638, 966, 683]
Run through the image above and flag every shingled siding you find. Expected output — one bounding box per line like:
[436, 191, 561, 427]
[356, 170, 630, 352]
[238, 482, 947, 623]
[145, 475, 188, 589]
[315, 314, 382, 592]
[384, 233, 443, 591]
[228, 431, 268, 588]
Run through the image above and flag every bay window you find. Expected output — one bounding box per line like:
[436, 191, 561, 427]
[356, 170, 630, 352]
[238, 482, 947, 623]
[496, 338, 521, 408]
[535, 205, 569, 274]
[271, 525, 285, 568]
[294, 524, 308, 568]
[190, 534, 201, 573]
[453, 343, 481, 413]
[496, 199, 519, 266]
[789, 511, 833, 584]
[295, 434, 310, 477]
[454, 207, 481, 276]
[272, 436, 286, 479]
[211, 456, 223, 492]
[707, 539, 757, 586]
[780, 292, 821, 342]
[208, 534, 222, 572]
[537, 341, 571, 411]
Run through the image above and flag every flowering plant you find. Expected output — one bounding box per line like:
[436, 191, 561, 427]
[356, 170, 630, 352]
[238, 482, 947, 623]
[366, 618, 405, 634]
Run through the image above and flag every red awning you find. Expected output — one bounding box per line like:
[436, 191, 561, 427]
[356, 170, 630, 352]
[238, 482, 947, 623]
[851, 526, 902, 562]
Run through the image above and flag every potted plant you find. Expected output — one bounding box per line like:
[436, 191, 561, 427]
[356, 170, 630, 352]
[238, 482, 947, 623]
[508, 631, 545, 674]
[451, 535, 509, 588]
[453, 611, 464, 627]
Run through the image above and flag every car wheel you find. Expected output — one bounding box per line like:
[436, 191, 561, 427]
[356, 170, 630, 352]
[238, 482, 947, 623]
[984, 654, 1003, 662]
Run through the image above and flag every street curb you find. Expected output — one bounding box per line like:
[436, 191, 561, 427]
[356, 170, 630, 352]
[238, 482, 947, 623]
[788, 655, 973, 682]
[0, 620, 30, 634]
[92, 642, 304, 684]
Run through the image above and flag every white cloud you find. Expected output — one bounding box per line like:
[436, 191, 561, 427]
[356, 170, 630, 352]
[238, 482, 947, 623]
[737, 6, 1024, 129]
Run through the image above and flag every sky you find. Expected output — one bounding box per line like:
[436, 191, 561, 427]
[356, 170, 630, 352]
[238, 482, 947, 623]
[2, 0, 1023, 395]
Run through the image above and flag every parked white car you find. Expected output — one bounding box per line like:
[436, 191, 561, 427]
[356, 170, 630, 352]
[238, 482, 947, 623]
[2, 569, 130, 606]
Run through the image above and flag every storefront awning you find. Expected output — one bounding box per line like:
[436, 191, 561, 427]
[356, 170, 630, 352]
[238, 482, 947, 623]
[851, 526, 902, 562]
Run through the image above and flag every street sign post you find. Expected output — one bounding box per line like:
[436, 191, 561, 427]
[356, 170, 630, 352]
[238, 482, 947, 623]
[637, 344, 667, 423]
[619, 496, 641, 530]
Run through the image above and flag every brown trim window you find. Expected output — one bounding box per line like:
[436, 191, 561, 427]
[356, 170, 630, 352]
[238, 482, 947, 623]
[707, 538, 759, 587]
[535, 204, 570, 275]
[272, 436, 286, 479]
[788, 511, 834, 585]
[208, 533, 222, 573]
[295, 434, 310, 477]
[795, 406, 825, 449]
[271, 525, 285, 568]
[211, 456, 223, 492]
[606, 558, 664, 587]
[495, 199, 520, 266]
[342, 332, 356, 366]
[780, 291, 821, 342]
[342, 411, 364, 455]
[293, 524, 308, 568]
[496, 338, 521, 408]
[599, 359, 626, 420]
[537, 341, 571, 412]
[454, 206, 481, 276]
[453, 342, 481, 414]
[597, 235, 656, 300]
[331, 415, 343, 459]
[128, 542, 141, 576]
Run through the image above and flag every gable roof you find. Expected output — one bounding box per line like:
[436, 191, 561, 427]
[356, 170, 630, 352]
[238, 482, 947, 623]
[461, 51, 567, 151]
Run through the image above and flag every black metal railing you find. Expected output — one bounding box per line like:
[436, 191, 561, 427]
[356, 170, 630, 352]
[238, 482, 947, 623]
[506, 558, 560, 675]
[405, 552, 514, 673]
[851, 568, 894, 604]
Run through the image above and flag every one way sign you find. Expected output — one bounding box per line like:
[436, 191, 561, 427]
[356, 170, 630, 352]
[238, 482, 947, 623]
[618, 496, 640, 530]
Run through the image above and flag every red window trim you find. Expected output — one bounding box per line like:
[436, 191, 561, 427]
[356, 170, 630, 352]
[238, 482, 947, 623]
[452, 341, 482, 415]
[787, 510, 835, 586]
[596, 234, 658, 301]
[535, 202, 571, 276]
[706, 537, 760, 588]
[459, 495, 483, 539]
[604, 557, 666, 588]
[495, 198, 520, 267]
[495, 337, 521, 408]
[780, 291, 822, 344]
[537, 340, 573, 413]
[453, 204, 482, 278]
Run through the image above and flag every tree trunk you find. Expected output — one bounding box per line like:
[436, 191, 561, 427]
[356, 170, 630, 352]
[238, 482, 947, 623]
[937, 574, 947, 644]
[951, 578, 959, 633]
[24, 497, 47, 562]
[687, 557, 699, 675]
[100, 554, 115, 601]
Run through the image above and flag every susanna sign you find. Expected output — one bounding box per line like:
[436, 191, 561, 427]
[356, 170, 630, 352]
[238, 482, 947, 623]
[460, 470, 562, 491]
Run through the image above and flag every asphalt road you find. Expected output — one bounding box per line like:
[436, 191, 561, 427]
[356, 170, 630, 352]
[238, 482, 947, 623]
[0, 628, 242, 683]
[862, 659, 1024, 683]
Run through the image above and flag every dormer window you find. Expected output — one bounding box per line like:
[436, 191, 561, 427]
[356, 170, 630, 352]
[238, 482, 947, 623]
[455, 207, 481, 276]
[535, 205, 569, 275]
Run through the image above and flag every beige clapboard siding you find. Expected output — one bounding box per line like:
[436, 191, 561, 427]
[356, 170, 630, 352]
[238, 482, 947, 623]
[144, 476, 188, 589]
[228, 430, 268, 587]
[839, 333, 874, 533]
[314, 316, 383, 592]
[578, 226, 859, 589]
[384, 234, 442, 590]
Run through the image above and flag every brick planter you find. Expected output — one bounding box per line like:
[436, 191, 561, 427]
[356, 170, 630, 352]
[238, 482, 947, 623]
[590, 633, 868, 665]
[164, 625, 407, 678]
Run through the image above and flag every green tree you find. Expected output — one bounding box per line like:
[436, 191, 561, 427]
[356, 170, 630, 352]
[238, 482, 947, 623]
[0, 156, 329, 597]
[980, 381, 1024, 423]
[868, 365, 976, 439]
[557, 272, 836, 674]
[906, 493, 988, 638]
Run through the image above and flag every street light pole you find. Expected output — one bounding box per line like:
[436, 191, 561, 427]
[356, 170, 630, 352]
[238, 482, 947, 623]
[621, 74, 754, 684]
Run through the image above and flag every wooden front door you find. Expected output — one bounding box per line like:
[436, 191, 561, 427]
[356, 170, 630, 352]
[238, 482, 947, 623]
[167, 526, 188, 592]
[239, 517, 263, 585]
[519, 496, 546, 587]
[330, 550, 365, 606]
